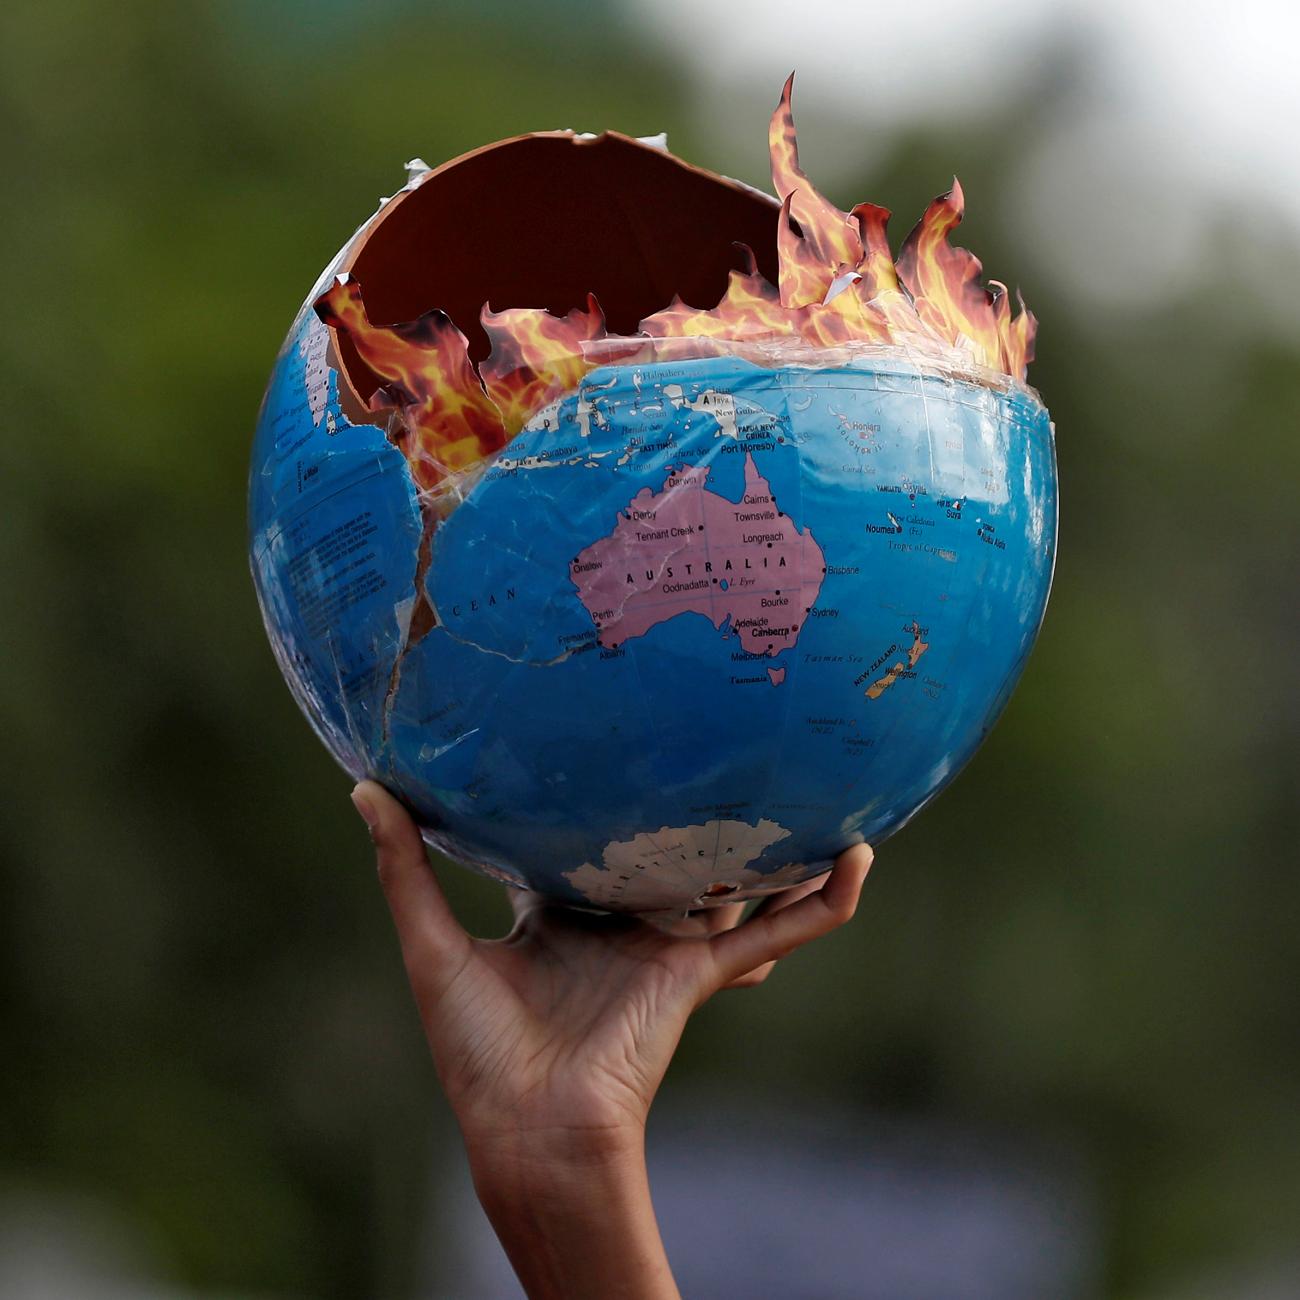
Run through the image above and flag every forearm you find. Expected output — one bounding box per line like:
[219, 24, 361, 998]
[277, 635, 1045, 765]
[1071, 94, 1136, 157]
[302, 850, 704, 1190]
[466, 1127, 680, 1300]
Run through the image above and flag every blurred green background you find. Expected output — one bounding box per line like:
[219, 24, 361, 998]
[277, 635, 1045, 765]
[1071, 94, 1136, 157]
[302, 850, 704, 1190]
[2, 1, 1297, 1297]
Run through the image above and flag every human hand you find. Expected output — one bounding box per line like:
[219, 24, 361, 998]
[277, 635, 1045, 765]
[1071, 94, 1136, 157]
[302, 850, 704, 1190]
[351, 780, 872, 1300]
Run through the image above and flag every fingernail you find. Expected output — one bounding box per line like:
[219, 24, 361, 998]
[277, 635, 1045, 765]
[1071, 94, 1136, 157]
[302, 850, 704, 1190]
[350, 784, 378, 830]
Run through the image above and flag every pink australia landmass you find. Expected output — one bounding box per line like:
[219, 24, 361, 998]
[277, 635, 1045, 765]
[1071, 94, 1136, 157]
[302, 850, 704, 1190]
[570, 453, 825, 660]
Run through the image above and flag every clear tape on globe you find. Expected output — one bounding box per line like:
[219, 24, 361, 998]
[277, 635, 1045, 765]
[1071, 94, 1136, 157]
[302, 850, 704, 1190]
[249, 74, 1057, 915]
[579, 333, 1029, 393]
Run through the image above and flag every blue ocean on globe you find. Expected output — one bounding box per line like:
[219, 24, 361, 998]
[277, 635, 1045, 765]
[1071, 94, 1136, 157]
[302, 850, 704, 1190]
[250, 305, 1056, 913]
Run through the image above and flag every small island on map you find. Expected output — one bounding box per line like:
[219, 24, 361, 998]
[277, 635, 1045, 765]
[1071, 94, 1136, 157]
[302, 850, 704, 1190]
[569, 452, 825, 664]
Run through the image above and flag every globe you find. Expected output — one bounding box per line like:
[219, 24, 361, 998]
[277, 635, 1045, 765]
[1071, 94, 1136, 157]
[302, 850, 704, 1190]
[250, 123, 1056, 914]
[251, 314, 1056, 915]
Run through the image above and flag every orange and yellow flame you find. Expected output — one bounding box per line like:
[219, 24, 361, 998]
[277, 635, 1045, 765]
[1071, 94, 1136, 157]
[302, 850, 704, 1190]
[895, 179, 1036, 380]
[315, 276, 508, 495]
[315, 73, 1037, 497]
[640, 244, 786, 341]
[479, 293, 617, 436]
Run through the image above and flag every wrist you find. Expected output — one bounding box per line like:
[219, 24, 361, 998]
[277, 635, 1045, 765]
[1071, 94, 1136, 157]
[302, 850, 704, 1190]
[465, 1114, 645, 1183]
[463, 1125, 678, 1300]
[466, 1120, 649, 1238]
[468, 1126, 646, 1224]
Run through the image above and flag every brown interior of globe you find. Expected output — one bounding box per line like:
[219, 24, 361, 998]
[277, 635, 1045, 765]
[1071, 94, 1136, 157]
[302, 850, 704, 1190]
[320, 80, 1038, 502]
[332, 131, 780, 417]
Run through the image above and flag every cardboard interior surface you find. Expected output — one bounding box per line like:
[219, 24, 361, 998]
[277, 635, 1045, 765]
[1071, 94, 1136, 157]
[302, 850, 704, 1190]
[334, 131, 780, 401]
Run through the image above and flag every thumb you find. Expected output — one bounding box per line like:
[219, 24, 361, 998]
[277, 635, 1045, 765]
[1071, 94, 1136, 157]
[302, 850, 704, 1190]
[352, 780, 471, 992]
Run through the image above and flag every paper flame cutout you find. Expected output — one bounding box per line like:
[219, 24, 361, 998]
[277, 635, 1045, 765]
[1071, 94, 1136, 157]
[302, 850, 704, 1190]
[316, 73, 1036, 500]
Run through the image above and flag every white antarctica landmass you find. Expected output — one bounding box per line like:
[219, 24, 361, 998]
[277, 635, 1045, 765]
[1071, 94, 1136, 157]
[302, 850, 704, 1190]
[564, 818, 816, 912]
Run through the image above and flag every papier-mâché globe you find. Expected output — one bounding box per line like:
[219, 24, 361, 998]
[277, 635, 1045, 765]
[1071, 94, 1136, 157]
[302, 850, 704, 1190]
[249, 80, 1056, 914]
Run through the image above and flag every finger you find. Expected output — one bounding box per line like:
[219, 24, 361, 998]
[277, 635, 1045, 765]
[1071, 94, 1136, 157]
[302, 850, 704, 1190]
[701, 901, 747, 934]
[750, 872, 831, 918]
[717, 873, 826, 982]
[701, 874, 826, 941]
[642, 902, 744, 939]
[717, 878, 829, 989]
[352, 781, 471, 986]
[723, 960, 776, 990]
[707, 844, 873, 988]
[652, 885, 809, 941]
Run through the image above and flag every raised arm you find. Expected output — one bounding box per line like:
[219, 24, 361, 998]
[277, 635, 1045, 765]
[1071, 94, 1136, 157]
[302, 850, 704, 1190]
[351, 780, 872, 1300]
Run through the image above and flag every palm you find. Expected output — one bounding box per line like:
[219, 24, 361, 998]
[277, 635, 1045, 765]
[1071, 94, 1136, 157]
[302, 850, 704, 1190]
[431, 903, 721, 1137]
[354, 781, 871, 1146]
